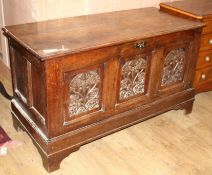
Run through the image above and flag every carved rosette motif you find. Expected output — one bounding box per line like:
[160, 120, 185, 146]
[120, 55, 147, 100]
[69, 70, 100, 116]
[161, 48, 185, 86]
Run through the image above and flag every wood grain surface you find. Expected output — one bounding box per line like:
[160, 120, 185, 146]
[3, 7, 203, 60]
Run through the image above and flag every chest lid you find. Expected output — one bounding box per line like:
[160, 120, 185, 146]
[3, 7, 204, 61]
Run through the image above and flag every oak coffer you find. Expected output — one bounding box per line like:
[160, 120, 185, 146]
[3, 7, 203, 172]
[160, 0, 212, 93]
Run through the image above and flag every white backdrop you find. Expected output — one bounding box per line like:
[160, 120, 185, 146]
[3, 0, 175, 25]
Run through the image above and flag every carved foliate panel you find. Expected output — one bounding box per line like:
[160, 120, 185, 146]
[161, 48, 186, 86]
[69, 69, 100, 116]
[120, 55, 147, 100]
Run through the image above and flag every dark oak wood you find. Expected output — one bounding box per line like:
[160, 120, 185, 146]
[3, 7, 203, 172]
[160, 0, 212, 94]
[3, 7, 203, 60]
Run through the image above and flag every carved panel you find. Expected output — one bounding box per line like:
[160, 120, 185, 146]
[161, 48, 186, 86]
[120, 55, 147, 100]
[69, 69, 100, 116]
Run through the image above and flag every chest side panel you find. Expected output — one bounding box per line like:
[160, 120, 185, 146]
[9, 39, 47, 133]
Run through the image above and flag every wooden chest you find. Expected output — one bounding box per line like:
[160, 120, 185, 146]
[160, 0, 212, 93]
[3, 7, 203, 172]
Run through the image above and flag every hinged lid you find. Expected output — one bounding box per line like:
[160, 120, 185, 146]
[3, 7, 204, 61]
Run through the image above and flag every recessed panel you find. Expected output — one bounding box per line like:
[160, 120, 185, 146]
[119, 55, 148, 100]
[12, 47, 28, 103]
[161, 48, 186, 87]
[31, 64, 45, 117]
[69, 70, 100, 116]
[63, 66, 103, 122]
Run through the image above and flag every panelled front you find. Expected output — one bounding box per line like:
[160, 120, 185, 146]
[46, 32, 196, 137]
[9, 40, 47, 132]
[59, 39, 157, 133]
